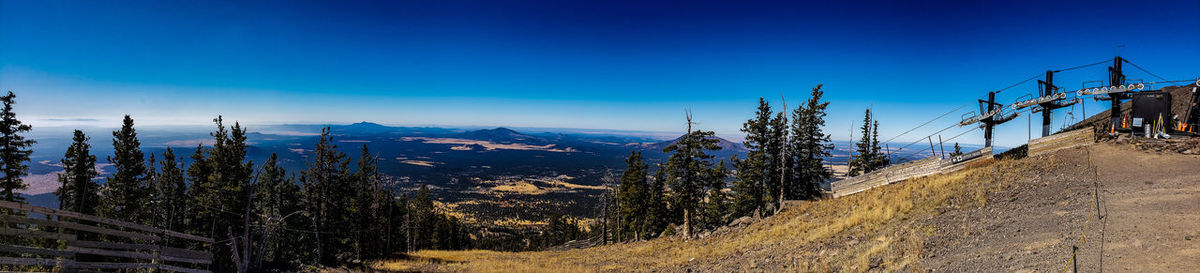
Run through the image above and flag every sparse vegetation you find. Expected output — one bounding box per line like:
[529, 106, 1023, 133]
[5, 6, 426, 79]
[376, 155, 1039, 271]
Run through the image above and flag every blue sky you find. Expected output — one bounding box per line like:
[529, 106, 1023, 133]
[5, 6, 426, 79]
[2, 0, 1198, 148]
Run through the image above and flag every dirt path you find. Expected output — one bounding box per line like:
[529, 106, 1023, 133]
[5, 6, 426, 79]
[923, 143, 1200, 272]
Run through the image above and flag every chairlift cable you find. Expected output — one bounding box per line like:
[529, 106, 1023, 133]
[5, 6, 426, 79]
[1054, 59, 1110, 72]
[882, 102, 972, 146]
[995, 73, 1044, 94]
[1122, 59, 1170, 81]
[901, 127, 979, 161]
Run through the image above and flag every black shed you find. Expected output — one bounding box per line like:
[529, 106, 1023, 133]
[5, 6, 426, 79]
[1130, 91, 1172, 130]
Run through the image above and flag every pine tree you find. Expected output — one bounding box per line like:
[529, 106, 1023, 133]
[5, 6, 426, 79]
[300, 127, 351, 265]
[253, 153, 306, 270]
[699, 162, 729, 229]
[848, 109, 875, 176]
[409, 184, 434, 250]
[596, 169, 617, 244]
[0, 91, 35, 203]
[56, 130, 99, 213]
[788, 84, 833, 200]
[100, 115, 148, 222]
[155, 148, 189, 234]
[870, 121, 889, 170]
[616, 151, 648, 240]
[642, 164, 668, 238]
[661, 112, 723, 237]
[187, 116, 254, 271]
[766, 111, 788, 210]
[145, 153, 159, 226]
[731, 99, 770, 218]
[351, 144, 386, 259]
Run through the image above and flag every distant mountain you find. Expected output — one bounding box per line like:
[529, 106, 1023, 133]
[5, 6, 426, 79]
[274, 122, 459, 136]
[341, 121, 392, 133]
[460, 127, 545, 144]
[644, 135, 747, 153]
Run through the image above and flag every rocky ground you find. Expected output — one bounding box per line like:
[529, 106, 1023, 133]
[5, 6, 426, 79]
[922, 142, 1200, 272]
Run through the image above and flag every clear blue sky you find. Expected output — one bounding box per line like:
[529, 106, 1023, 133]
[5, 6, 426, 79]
[2, 0, 1198, 147]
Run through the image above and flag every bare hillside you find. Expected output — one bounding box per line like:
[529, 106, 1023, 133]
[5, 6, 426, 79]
[372, 142, 1200, 272]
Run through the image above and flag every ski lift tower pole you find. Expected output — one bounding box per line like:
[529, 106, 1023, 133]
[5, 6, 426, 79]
[1036, 70, 1080, 137]
[983, 92, 997, 147]
[968, 91, 1019, 148]
[1108, 56, 1126, 129]
[1039, 71, 1057, 137]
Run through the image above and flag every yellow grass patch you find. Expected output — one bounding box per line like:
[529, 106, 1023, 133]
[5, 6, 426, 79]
[400, 160, 439, 167]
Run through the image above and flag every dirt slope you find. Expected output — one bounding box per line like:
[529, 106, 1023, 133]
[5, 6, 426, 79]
[923, 143, 1200, 272]
[373, 142, 1200, 272]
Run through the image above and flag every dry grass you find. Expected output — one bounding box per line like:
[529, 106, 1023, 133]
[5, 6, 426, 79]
[374, 157, 1043, 272]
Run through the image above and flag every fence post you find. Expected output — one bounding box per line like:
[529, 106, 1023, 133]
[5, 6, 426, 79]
[1072, 245, 1078, 273]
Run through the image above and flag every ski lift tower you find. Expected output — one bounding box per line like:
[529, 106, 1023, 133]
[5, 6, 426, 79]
[960, 91, 1020, 147]
[1032, 71, 1080, 137]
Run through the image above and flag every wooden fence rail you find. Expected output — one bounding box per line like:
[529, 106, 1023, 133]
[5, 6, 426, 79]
[0, 200, 213, 273]
[832, 146, 993, 197]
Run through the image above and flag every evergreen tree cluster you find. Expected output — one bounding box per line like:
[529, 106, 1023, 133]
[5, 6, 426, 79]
[848, 108, 890, 176]
[605, 85, 836, 241]
[1, 91, 470, 272]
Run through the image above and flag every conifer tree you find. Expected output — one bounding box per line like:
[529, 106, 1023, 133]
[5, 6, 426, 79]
[56, 130, 99, 213]
[300, 127, 351, 265]
[409, 184, 434, 250]
[145, 153, 159, 225]
[870, 121, 889, 169]
[616, 151, 648, 240]
[766, 111, 788, 210]
[788, 84, 833, 199]
[596, 169, 618, 244]
[661, 112, 722, 237]
[253, 153, 306, 270]
[155, 148, 189, 232]
[188, 116, 254, 271]
[100, 115, 148, 222]
[642, 164, 667, 238]
[848, 109, 875, 176]
[731, 99, 771, 218]
[699, 162, 729, 229]
[0, 91, 35, 203]
[351, 144, 386, 259]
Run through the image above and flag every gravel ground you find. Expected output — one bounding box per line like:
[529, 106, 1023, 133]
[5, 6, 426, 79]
[923, 143, 1200, 272]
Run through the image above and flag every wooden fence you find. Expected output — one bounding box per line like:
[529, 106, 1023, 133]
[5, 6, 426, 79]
[832, 147, 993, 197]
[0, 200, 214, 273]
[1028, 129, 1095, 157]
